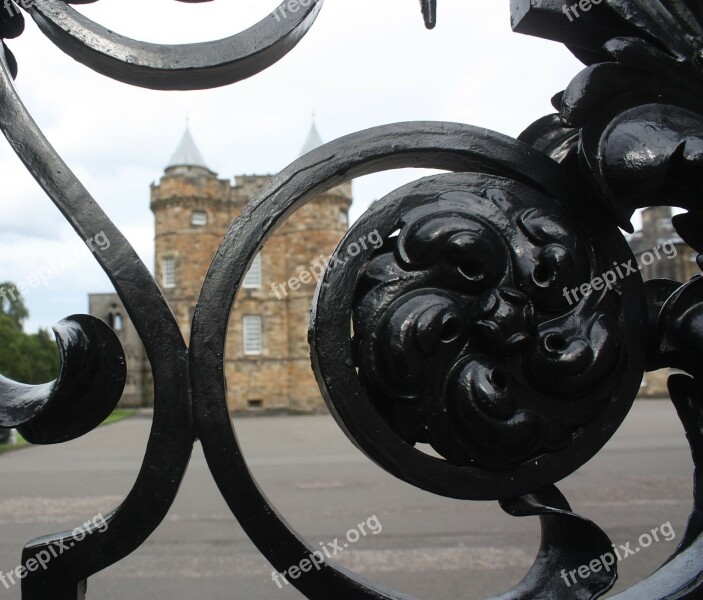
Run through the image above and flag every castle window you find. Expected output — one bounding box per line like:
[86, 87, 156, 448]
[243, 252, 262, 289]
[243, 315, 263, 355]
[163, 256, 176, 288]
[192, 210, 207, 226]
[247, 399, 264, 410]
[339, 210, 348, 226]
[108, 311, 123, 332]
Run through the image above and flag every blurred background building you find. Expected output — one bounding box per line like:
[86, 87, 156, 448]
[627, 206, 698, 397]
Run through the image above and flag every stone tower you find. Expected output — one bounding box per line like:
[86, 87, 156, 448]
[148, 123, 352, 412]
[151, 128, 233, 343]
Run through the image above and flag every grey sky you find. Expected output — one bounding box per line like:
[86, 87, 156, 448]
[0, 1, 593, 333]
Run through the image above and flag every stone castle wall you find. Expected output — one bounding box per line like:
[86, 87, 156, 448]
[151, 166, 352, 412]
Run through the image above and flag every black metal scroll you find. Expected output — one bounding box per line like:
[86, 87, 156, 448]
[0, 1, 701, 598]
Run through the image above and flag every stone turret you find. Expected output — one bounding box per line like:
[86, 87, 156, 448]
[151, 127, 232, 341]
[93, 120, 354, 412]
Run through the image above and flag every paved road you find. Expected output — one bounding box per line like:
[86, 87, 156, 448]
[0, 401, 694, 599]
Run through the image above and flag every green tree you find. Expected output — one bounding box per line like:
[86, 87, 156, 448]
[0, 282, 29, 329]
[0, 284, 60, 384]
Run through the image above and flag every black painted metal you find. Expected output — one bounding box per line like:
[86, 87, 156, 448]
[0, 1, 701, 598]
[30, 0, 323, 90]
[312, 170, 646, 500]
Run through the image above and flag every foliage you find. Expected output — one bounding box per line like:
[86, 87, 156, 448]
[0, 283, 60, 384]
[0, 281, 28, 329]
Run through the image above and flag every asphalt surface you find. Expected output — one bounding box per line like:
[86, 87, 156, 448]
[0, 400, 694, 599]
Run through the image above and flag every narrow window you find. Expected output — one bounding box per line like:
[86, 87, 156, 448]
[243, 315, 263, 355]
[243, 252, 263, 289]
[339, 210, 349, 226]
[163, 256, 176, 288]
[113, 314, 123, 332]
[247, 399, 264, 410]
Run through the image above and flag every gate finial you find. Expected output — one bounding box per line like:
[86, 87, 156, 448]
[420, 0, 437, 29]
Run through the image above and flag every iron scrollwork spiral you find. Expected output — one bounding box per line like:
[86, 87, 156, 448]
[0, 0, 701, 599]
[342, 176, 645, 477]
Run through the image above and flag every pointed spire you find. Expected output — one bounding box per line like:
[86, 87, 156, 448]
[299, 117, 324, 157]
[167, 125, 211, 171]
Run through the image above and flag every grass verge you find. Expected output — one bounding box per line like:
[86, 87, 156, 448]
[0, 409, 135, 455]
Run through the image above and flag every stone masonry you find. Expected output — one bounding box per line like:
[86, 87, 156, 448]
[90, 124, 352, 411]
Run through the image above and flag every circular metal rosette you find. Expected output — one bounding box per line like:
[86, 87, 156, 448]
[310, 171, 648, 500]
[26, 0, 323, 90]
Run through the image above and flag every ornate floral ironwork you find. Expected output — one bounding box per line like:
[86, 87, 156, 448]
[0, 1, 701, 599]
[349, 182, 644, 473]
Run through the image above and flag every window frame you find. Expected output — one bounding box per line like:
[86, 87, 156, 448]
[191, 210, 208, 226]
[242, 252, 263, 289]
[162, 256, 176, 288]
[242, 315, 263, 355]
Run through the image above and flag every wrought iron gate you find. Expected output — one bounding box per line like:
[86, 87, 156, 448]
[0, 0, 702, 598]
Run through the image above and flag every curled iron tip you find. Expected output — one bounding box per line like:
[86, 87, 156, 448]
[420, 0, 437, 29]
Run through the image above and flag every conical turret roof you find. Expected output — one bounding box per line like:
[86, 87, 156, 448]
[167, 127, 210, 171]
[299, 121, 324, 157]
